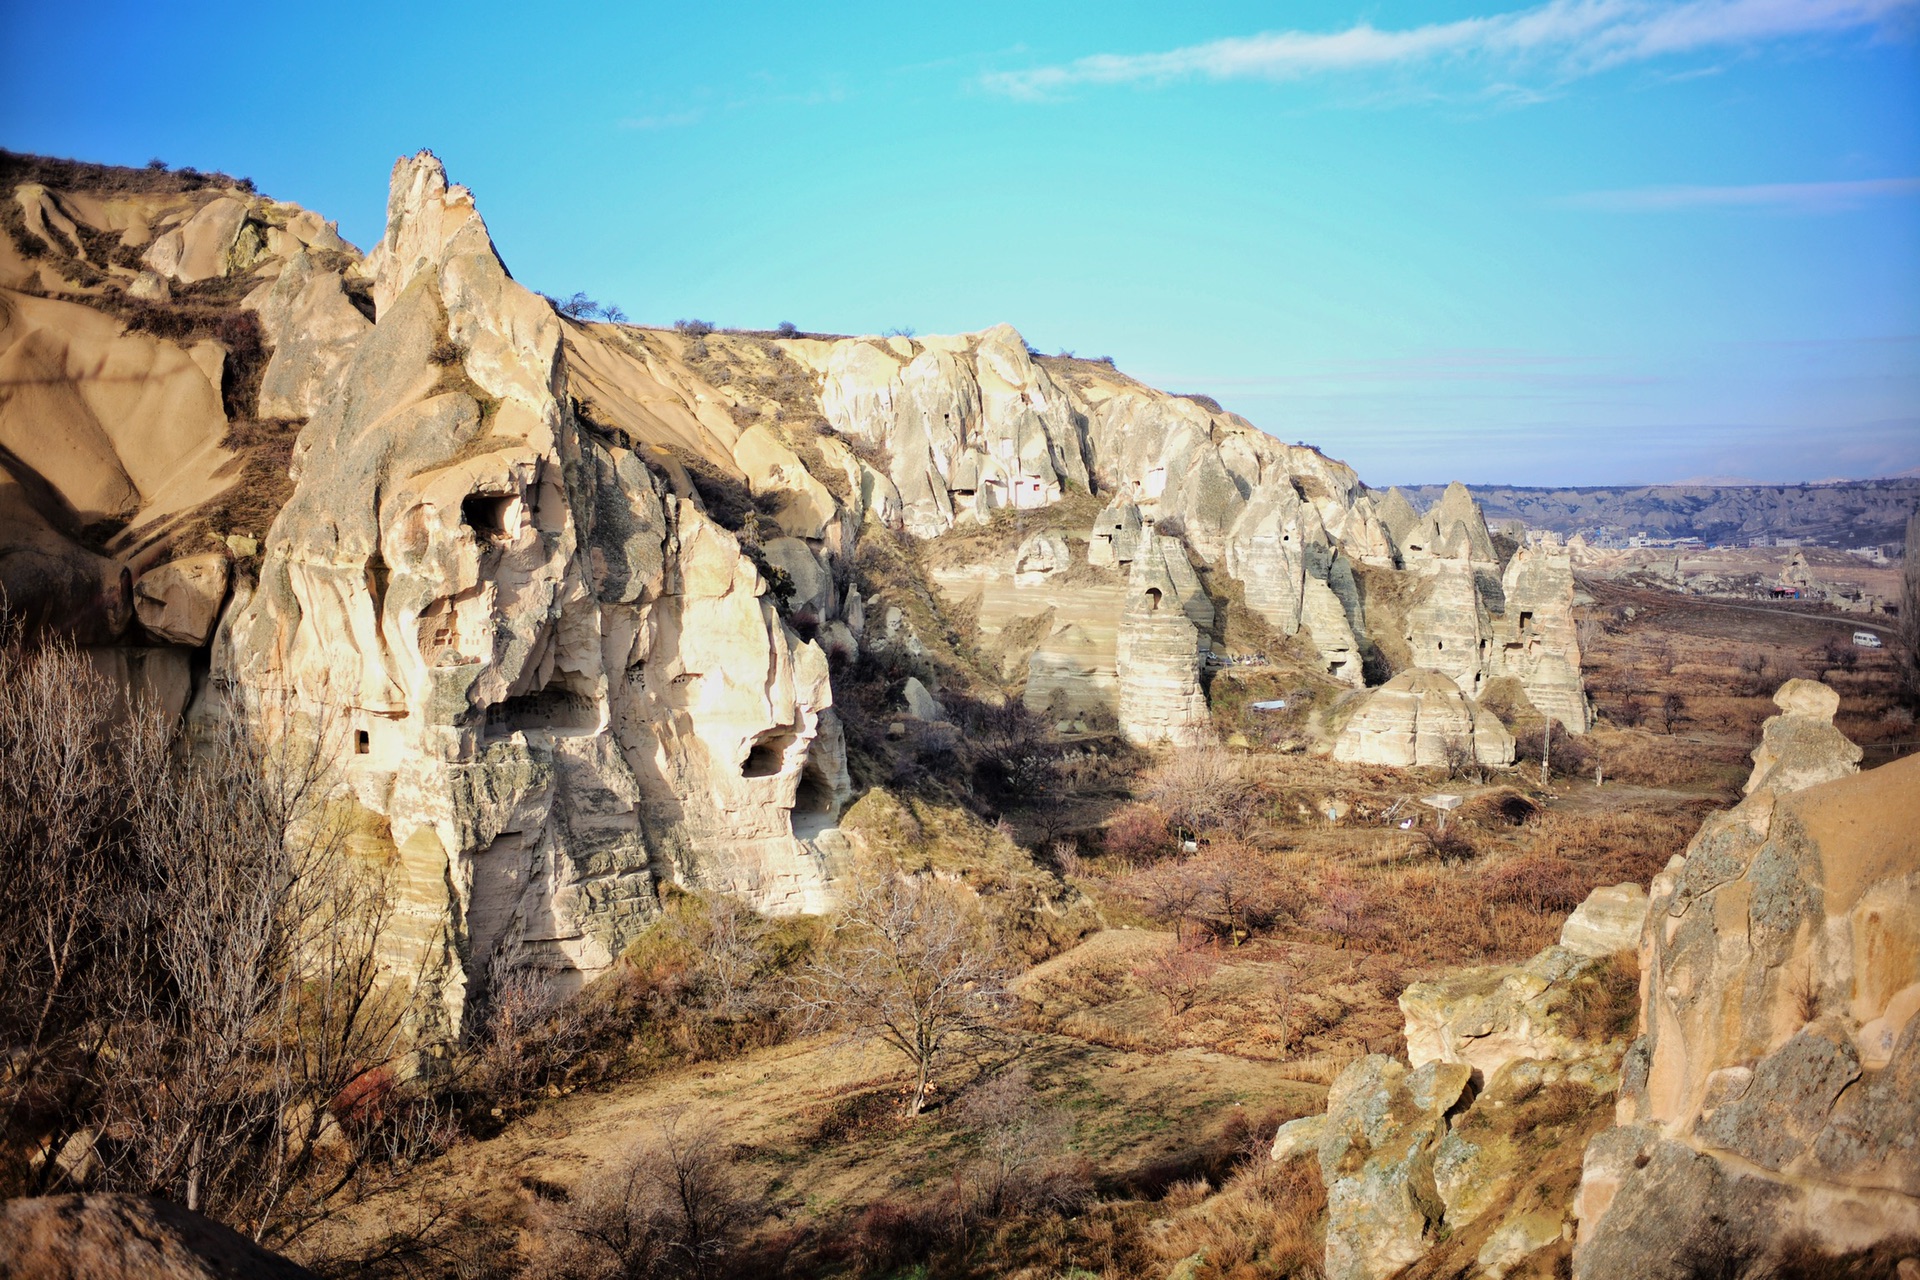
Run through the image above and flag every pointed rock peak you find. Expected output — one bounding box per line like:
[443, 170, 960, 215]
[1427, 481, 1496, 562]
[1378, 486, 1422, 541]
[367, 149, 502, 319]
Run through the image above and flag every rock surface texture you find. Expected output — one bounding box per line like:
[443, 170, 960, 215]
[1572, 685, 1920, 1277]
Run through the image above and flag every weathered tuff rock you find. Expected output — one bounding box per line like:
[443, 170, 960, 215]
[1275, 1055, 1476, 1280]
[1401, 526, 1590, 733]
[1279, 882, 1644, 1280]
[1400, 881, 1642, 1082]
[1333, 668, 1514, 769]
[1573, 687, 1920, 1276]
[1557, 882, 1648, 959]
[1113, 528, 1213, 746]
[1743, 677, 1863, 797]
[0, 1193, 316, 1280]
[132, 552, 229, 645]
[221, 153, 850, 1035]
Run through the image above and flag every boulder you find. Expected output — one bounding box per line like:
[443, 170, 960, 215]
[900, 675, 946, 723]
[1333, 669, 1513, 769]
[1012, 530, 1069, 585]
[144, 196, 252, 284]
[1558, 882, 1647, 958]
[132, 553, 230, 646]
[1311, 1055, 1475, 1280]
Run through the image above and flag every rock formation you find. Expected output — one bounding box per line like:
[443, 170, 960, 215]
[1113, 528, 1213, 746]
[1332, 668, 1514, 769]
[1572, 686, 1919, 1276]
[209, 153, 855, 1036]
[1274, 882, 1647, 1280]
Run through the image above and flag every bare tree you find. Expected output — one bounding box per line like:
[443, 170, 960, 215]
[0, 630, 171, 1195]
[1120, 842, 1284, 945]
[1660, 691, 1686, 734]
[103, 699, 415, 1243]
[798, 869, 1012, 1117]
[0, 630, 418, 1247]
[1901, 507, 1920, 707]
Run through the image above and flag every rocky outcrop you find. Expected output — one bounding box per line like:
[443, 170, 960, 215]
[219, 153, 849, 1036]
[1277, 884, 1645, 1280]
[0, 1194, 316, 1280]
[1332, 668, 1514, 769]
[1113, 530, 1213, 746]
[1743, 677, 1863, 796]
[1399, 524, 1589, 733]
[1400, 942, 1628, 1084]
[1489, 533, 1589, 731]
[1571, 708, 1920, 1275]
[1274, 1056, 1475, 1280]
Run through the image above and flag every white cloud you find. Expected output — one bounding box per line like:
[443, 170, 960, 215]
[1562, 177, 1920, 210]
[980, 0, 1917, 98]
[617, 109, 706, 132]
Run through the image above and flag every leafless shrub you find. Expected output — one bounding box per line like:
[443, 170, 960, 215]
[1119, 841, 1286, 943]
[0, 629, 172, 1195]
[1141, 746, 1257, 837]
[796, 868, 1012, 1117]
[0, 627, 417, 1247]
[949, 1066, 1082, 1220]
[1131, 944, 1222, 1014]
[1439, 734, 1480, 781]
[526, 1109, 751, 1280]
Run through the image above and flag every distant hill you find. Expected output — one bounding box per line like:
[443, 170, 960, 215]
[1398, 479, 1920, 548]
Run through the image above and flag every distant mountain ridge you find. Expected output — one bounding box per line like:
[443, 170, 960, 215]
[1398, 478, 1920, 547]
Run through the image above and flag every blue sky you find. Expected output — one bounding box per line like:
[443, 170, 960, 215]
[5, 1, 1918, 485]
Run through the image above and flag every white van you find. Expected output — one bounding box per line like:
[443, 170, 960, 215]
[1854, 631, 1883, 649]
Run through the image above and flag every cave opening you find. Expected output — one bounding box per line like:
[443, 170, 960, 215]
[462, 493, 515, 539]
[743, 729, 797, 778]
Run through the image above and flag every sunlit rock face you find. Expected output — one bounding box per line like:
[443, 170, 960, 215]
[220, 154, 847, 1037]
[1332, 668, 1513, 769]
[1572, 691, 1919, 1276]
[1114, 529, 1213, 747]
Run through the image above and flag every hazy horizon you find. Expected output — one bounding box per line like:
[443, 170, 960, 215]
[5, 0, 1917, 487]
